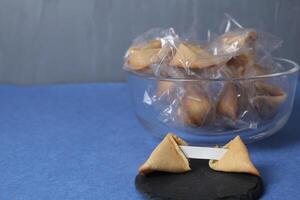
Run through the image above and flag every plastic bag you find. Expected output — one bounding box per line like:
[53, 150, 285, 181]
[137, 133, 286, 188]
[123, 14, 287, 131]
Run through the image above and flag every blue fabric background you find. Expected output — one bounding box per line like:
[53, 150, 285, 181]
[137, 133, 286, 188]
[0, 83, 299, 199]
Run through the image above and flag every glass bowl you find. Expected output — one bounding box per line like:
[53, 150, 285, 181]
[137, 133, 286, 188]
[126, 58, 299, 144]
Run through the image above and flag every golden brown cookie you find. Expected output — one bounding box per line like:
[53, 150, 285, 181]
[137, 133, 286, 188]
[227, 54, 255, 69]
[216, 30, 257, 54]
[127, 40, 171, 70]
[156, 80, 176, 97]
[139, 133, 191, 175]
[169, 43, 223, 69]
[127, 48, 160, 70]
[209, 136, 260, 176]
[128, 48, 171, 70]
[245, 64, 268, 77]
[220, 30, 257, 76]
[143, 40, 162, 49]
[177, 85, 213, 127]
[217, 83, 239, 121]
[252, 82, 287, 119]
[226, 53, 255, 77]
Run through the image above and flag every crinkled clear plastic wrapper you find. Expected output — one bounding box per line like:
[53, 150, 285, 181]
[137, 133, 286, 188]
[123, 15, 288, 131]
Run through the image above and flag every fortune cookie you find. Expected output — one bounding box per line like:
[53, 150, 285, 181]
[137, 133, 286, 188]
[177, 85, 213, 127]
[127, 40, 171, 70]
[143, 40, 162, 49]
[127, 48, 160, 70]
[169, 43, 224, 69]
[226, 53, 255, 78]
[187, 43, 209, 54]
[209, 136, 260, 176]
[217, 83, 239, 121]
[252, 82, 287, 119]
[133, 66, 154, 75]
[156, 68, 187, 100]
[216, 30, 257, 55]
[227, 53, 255, 69]
[128, 40, 162, 50]
[219, 30, 257, 76]
[244, 64, 268, 77]
[139, 133, 190, 174]
[156, 80, 176, 98]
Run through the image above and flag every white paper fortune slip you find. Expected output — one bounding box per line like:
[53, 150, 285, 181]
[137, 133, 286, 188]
[179, 146, 228, 160]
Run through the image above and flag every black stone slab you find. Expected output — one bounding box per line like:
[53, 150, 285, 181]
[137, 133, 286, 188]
[135, 159, 263, 200]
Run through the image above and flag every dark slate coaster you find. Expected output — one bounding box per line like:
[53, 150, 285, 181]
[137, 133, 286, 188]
[135, 159, 263, 200]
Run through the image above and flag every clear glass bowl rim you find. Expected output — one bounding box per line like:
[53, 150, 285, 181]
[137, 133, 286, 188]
[126, 57, 299, 82]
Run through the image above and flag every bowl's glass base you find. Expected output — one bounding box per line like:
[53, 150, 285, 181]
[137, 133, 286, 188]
[136, 113, 290, 145]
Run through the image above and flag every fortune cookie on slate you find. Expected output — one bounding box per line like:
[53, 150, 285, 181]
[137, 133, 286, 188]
[139, 133, 191, 175]
[252, 82, 287, 119]
[177, 85, 213, 127]
[209, 136, 260, 176]
[217, 83, 239, 121]
[169, 43, 223, 69]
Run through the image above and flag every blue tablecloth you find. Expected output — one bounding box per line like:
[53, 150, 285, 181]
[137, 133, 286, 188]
[0, 83, 299, 200]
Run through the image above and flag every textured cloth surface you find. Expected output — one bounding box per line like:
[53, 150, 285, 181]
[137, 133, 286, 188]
[0, 83, 299, 200]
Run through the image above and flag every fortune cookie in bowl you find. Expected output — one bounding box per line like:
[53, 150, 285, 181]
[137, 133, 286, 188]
[156, 80, 176, 99]
[142, 39, 162, 49]
[169, 43, 226, 69]
[139, 133, 191, 175]
[215, 29, 257, 75]
[177, 85, 214, 127]
[209, 136, 260, 176]
[217, 83, 239, 121]
[212, 29, 257, 55]
[126, 40, 172, 70]
[252, 82, 287, 119]
[225, 54, 254, 78]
